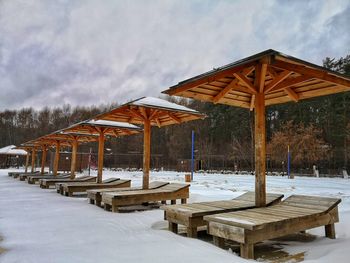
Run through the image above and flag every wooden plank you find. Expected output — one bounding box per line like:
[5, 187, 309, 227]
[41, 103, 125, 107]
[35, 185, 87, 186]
[165, 62, 256, 95]
[25, 152, 30, 173]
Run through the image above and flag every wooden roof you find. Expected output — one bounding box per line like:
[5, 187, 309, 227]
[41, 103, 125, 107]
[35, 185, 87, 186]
[95, 97, 206, 127]
[22, 132, 98, 148]
[162, 49, 350, 109]
[61, 119, 142, 137]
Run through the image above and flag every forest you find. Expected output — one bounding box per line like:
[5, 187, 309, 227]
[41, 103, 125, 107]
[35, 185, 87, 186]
[1, 55, 349, 174]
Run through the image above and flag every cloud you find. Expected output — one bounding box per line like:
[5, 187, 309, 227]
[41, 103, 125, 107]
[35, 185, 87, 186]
[0, 0, 349, 110]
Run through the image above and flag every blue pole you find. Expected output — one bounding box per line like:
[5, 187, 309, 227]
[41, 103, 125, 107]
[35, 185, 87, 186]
[287, 145, 290, 178]
[191, 130, 195, 181]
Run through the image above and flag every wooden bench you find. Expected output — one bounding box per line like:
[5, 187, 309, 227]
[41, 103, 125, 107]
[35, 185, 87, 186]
[27, 173, 68, 184]
[204, 195, 341, 259]
[162, 191, 283, 238]
[13, 171, 39, 179]
[87, 181, 169, 207]
[59, 178, 130, 196]
[19, 172, 48, 181]
[102, 183, 190, 212]
[39, 176, 96, 189]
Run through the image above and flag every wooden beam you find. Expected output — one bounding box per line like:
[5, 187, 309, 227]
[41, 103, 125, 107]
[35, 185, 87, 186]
[165, 61, 257, 95]
[213, 67, 255, 104]
[97, 131, 105, 184]
[258, 63, 268, 93]
[155, 118, 161, 128]
[53, 141, 60, 176]
[41, 146, 47, 175]
[142, 119, 151, 189]
[139, 107, 149, 120]
[70, 139, 78, 179]
[269, 75, 312, 93]
[168, 113, 182, 124]
[250, 95, 255, 111]
[264, 70, 292, 93]
[272, 60, 350, 88]
[254, 92, 266, 207]
[31, 148, 36, 173]
[233, 73, 257, 94]
[128, 107, 145, 120]
[284, 87, 299, 102]
[148, 109, 159, 121]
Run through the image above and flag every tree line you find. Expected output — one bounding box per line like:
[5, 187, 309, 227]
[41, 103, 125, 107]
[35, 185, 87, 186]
[1, 55, 349, 174]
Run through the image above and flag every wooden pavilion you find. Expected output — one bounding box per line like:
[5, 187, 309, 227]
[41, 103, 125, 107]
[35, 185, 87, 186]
[22, 132, 98, 177]
[60, 119, 142, 183]
[95, 97, 206, 189]
[162, 49, 350, 207]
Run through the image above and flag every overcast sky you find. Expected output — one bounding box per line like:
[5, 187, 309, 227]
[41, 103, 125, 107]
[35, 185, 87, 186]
[0, 0, 349, 110]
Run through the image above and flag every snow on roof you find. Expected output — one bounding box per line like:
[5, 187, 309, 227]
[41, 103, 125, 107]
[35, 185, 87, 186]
[130, 97, 199, 114]
[85, 119, 141, 130]
[0, 145, 27, 155]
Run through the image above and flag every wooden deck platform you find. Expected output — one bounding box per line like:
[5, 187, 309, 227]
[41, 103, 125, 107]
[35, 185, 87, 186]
[87, 181, 169, 207]
[102, 183, 190, 212]
[162, 191, 283, 238]
[39, 176, 96, 189]
[27, 173, 69, 184]
[19, 172, 48, 181]
[58, 178, 130, 196]
[13, 171, 39, 179]
[204, 195, 341, 259]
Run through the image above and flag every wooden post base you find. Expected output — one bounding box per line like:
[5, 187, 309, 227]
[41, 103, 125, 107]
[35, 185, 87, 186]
[240, 243, 254, 259]
[213, 236, 225, 248]
[169, 222, 178, 234]
[325, 224, 336, 239]
[187, 227, 197, 238]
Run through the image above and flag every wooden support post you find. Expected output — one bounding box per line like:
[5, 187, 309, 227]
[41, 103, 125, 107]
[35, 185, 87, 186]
[187, 227, 198, 238]
[168, 222, 178, 234]
[142, 119, 151, 189]
[325, 224, 336, 239]
[70, 139, 78, 179]
[213, 236, 225, 248]
[25, 152, 30, 173]
[254, 92, 266, 207]
[240, 243, 254, 259]
[53, 141, 60, 176]
[31, 148, 36, 173]
[97, 131, 105, 183]
[41, 146, 47, 175]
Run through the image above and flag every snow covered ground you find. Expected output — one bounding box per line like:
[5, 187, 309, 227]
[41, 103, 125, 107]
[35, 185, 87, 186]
[1, 168, 350, 262]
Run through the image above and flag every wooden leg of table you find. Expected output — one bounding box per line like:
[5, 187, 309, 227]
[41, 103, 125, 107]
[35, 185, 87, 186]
[181, 198, 187, 204]
[213, 236, 225, 248]
[325, 224, 336, 239]
[168, 222, 178, 234]
[96, 200, 101, 207]
[89, 199, 94, 204]
[240, 243, 254, 259]
[187, 227, 197, 238]
[171, 200, 176, 205]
